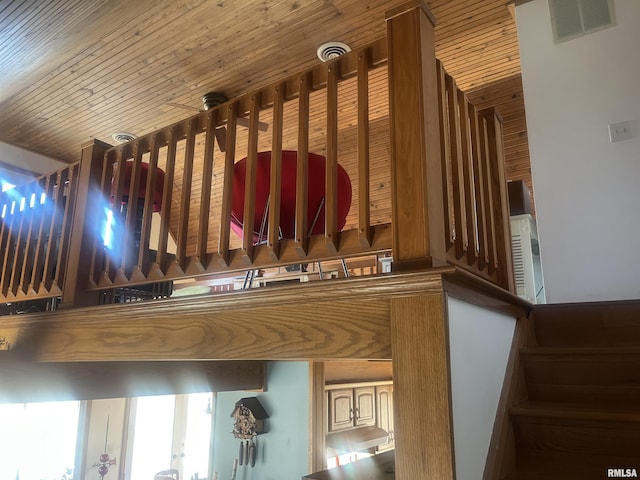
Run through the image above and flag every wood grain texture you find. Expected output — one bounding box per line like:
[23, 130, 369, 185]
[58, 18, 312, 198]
[386, 0, 445, 268]
[0, 269, 452, 362]
[390, 291, 455, 480]
[0, 360, 265, 403]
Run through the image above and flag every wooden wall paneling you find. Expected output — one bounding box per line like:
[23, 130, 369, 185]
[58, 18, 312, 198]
[458, 90, 480, 266]
[218, 103, 238, 267]
[268, 83, 284, 261]
[295, 73, 310, 257]
[445, 73, 468, 260]
[390, 291, 455, 480]
[325, 61, 339, 254]
[357, 49, 372, 248]
[386, 0, 445, 270]
[241, 93, 261, 264]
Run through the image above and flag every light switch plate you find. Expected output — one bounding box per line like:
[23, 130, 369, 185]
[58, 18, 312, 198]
[609, 121, 633, 142]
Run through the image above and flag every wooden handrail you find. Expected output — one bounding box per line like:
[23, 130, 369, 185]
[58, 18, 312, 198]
[0, 22, 514, 307]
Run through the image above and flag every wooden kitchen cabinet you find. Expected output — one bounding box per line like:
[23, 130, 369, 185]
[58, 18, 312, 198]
[328, 386, 376, 432]
[375, 384, 394, 451]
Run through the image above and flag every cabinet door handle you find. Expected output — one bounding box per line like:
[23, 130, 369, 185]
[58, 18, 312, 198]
[354, 407, 359, 420]
[349, 408, 354, 422]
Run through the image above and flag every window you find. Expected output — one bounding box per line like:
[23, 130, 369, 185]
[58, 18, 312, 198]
[549, 0, 615, 43]
[125, 393, 213, 480]
[0, 401, 81, 480]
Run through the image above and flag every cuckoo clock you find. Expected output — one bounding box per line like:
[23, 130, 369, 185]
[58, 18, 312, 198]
[230, 397, 269, 468]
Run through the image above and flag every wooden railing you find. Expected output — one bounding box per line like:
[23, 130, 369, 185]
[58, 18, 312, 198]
[0, 24, 514, 307]
[74, 37, 393, 298]
[0, 164, 79, 303]
[437, 60, 514, 291]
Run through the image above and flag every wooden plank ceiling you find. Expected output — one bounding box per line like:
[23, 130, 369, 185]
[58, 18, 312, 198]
[0, 0, 532, 217]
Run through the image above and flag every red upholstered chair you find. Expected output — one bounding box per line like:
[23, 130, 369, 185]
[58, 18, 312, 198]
[111, 160, 165, 213]
[230, 151, 352, 243]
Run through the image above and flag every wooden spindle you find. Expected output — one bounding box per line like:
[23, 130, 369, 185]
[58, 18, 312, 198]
[135, 134, 161, 280]
[218, 103, 238, 266]
[88, 150, 113, 288]
[458, 90, 479, 266]
[482, 108, 515, 292]
[8, 186, 33, 297]
[175, 117, 197, 273]
[469, 103, 489, 271]
[192, 110, 217, 272]
[295, 73, 310, 257]
[30, 174, 56, 293]
[325, 61, 339, 254]
[119, 140, 143, 280]
[437, 61, 454, 252]
[55, 164, 79, 293]
[155, 128, 177, 275]
[268, 83, 285, 261]
[19, 178, 47, 295]
[478, 114, 499, 275]
[241, 93, 261, 264]
[445, 74, 468, 259]
[41, 171, 66, 293]
[357, 48, 372, 248]
[0, 196, 18, 297]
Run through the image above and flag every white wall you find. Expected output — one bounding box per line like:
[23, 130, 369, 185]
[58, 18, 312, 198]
[211, 362, 310, 480]
[447, 297, 516, 480]
[516, 0, 640, 302]
[0, 140, 66, 186]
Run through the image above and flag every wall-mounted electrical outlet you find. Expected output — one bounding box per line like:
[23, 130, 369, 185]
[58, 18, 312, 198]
[608, 120, 633, 142]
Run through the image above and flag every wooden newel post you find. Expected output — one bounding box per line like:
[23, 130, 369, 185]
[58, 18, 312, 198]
[61, 139, 111, 308]
[479, 108, 515, 293]
[386, 0, 446, 272]
[387, 3, 456, 480]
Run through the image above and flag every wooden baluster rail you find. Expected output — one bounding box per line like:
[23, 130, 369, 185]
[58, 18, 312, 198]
[218, 103, 238, 267]
[480, 107, 515, 292]
[241, 93, 261, 264]
[29, 174, 56, 295]
[469, 101, 490, 272]
[42, 170, 69, 295]
[118, 140, 143, 283]
[437, 60, 455, 253]
[155, 127, 177, 276]
[295, 73, 310, 257]
[174, 118, 197, 274]
[191, 111, 217, 274]
[8, 182, 37, 297]
[325, 61, 339, 254]
[357, 49, 372, 248]
[268, 83, 285, 261]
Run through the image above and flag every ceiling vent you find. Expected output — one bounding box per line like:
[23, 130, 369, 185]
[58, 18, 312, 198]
[549, 0, 615, 43]
[317, 42, 351, 62]
[111, 132, 137, 143]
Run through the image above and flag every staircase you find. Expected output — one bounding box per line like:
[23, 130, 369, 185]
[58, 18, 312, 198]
[504, 301, 640, 479]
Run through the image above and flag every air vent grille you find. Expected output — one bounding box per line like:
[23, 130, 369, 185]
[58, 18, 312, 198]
[317, 42, 351, 62]
[111, 132, 137, 144]
[549, 0, 615, 43]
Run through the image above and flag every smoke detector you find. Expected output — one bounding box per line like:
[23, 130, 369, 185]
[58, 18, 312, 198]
[111, 132, 137, 143]
[317, 41, 351, 62]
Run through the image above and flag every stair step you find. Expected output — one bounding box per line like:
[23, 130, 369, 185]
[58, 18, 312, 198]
[520, 347, 640, 386]
[508, 450, 640, 480]
[533, 300, 640, 348]
[510, 401, 640, 423]
[528, 383, 640, 407]
[511, 405, 640, 458]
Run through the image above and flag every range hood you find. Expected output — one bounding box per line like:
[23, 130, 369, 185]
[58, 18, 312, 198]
[326, 426, 390, 452]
